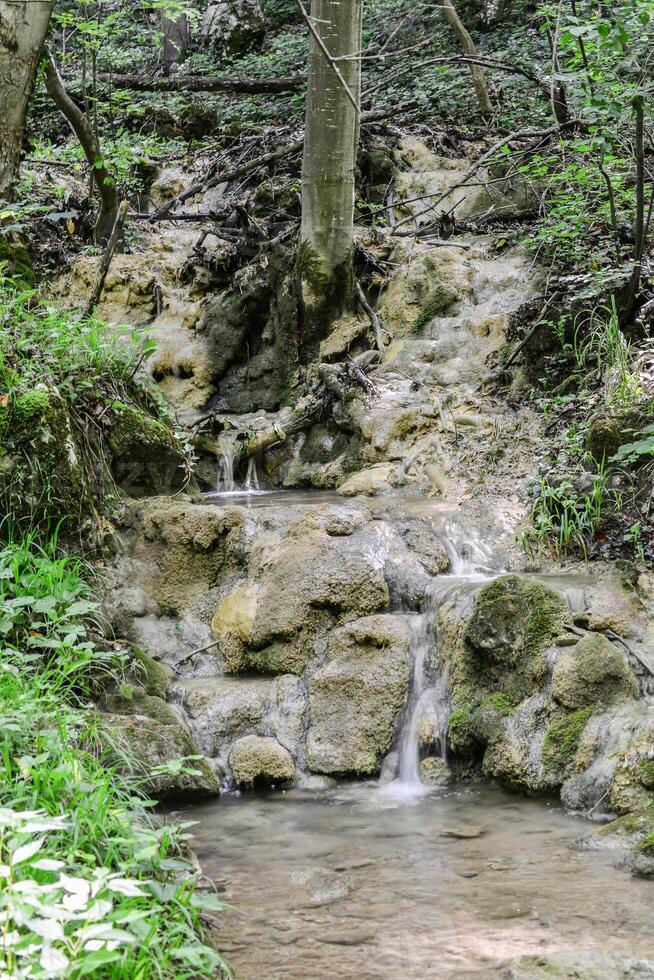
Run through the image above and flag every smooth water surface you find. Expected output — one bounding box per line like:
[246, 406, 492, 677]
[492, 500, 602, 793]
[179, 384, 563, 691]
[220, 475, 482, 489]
[179, 785, 654, 979]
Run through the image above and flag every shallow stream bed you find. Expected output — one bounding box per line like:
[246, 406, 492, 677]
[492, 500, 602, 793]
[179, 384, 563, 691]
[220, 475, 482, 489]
[178, 785, 653, 979]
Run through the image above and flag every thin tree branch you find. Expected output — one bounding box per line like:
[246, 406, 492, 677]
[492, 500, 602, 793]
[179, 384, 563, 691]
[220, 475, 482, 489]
[295, 0, 360, 115]
[84, 199, 129, 317]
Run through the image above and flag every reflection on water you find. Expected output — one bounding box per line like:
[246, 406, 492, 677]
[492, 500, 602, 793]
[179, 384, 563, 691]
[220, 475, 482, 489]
[177, 784, 653, 979]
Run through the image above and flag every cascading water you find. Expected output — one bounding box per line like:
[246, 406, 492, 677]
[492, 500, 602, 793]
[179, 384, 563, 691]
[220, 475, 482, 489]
[382, 529, 496, 800]
[216, 433, 237, 493]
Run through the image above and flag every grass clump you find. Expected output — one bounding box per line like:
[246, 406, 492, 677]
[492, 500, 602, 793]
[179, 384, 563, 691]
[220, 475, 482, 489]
[0, 531, 228, 977]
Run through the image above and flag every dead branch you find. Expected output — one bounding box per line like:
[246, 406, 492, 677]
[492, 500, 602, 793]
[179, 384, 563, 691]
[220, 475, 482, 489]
[392, 119, 581, 235]
[96, 71, 305, 94]
[84, 199, 129, 317]
[151, 140, 305, 220]
[44, 49, 119, 242]
[355, 280, 385, 351]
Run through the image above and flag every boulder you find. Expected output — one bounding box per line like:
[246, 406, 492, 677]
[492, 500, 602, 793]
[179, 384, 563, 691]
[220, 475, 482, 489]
[211, 522, 390, 674]
[305, 615, 413, 776]
[171, 677, 272, 757]
[202, 0, 265, 54]
[465, 575, 568, 668]
[229, 735, 295, 787]
[551, 633, 638, 709]
[420, 757, 453, 785]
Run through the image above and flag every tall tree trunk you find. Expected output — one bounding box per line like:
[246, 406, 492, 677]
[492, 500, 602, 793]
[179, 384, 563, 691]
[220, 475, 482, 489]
[44, 49, 119, 243]
[0, 0, 54, 199]
[299, 0, 362, 359]
[161, 12, 188, 75]
[441, 0, 493, 116]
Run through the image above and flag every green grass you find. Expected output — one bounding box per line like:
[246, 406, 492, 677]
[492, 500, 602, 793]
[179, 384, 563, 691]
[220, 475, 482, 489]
[0, 532, 228, 978]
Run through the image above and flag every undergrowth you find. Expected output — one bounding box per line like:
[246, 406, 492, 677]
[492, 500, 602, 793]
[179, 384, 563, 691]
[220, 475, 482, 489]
[0, 531, 228, 977]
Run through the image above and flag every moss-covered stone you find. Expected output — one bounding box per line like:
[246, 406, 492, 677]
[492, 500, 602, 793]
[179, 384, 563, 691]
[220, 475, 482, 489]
[107, 401, 185, 496]
[128, 649, 172, 699]
[228, 735, 295, 788]
[0, 236, 34, 287]
[305, 615, 413, 776]
[448, 704, 475, 754]
[466, 575, 568, 668]
[542, 707, 593, 772]
[635, 758, 654, 790]
[551, 632, 637, 709]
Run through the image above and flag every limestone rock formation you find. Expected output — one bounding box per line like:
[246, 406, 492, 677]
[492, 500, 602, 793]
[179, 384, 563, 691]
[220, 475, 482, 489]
[305, 614, 413, 776]
[229, 735, 295, 787]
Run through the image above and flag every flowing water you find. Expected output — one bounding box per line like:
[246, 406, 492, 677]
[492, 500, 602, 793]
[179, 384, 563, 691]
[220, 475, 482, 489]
[175, 491, 651, 977]
[179, 784, 654, 979]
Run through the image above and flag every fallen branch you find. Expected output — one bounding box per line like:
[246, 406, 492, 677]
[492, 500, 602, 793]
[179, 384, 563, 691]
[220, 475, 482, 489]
[96, 71, 304, 94]
[355, 280, 385, 352]
[84, 199, 129, 317]
[151, 140, 304, 220]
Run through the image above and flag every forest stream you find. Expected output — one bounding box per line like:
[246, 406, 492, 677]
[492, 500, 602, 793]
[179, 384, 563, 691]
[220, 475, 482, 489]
[2, 3, 654, 974]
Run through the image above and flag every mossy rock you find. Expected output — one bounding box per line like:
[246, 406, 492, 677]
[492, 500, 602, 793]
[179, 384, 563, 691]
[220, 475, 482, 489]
[228, 735, 295, 788]
[128, 648, 172, 699]
[0, 235, 34, 287]
[100, 712, 220, 799]
[585, 408, 644, 464]
[551, 632, 638, 709]
[542, 707, 593, 773]
[107, 402, 185, 496]
[465, 575, 568, 668]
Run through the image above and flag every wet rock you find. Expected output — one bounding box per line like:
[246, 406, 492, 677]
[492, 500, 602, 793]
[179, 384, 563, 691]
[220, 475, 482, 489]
[305, 615, 413, 776]
[336, 463, 394, 497]
[465, 575, 568, 668]
[171, 677, 272, 757]
[441, 825, 485, 839]
[502, 951, 654, 978]
[420, 757, 453, 785]
[551, 633, 638, 709]
[202, 0, 265, 54]
[229, 735, 295, 788]
[268, 675, 308, 757]
[288, 866, 356, 907]
[397, 520, 450, 575]
[99, 712, 220, 799]
[211, 520, 390, 674]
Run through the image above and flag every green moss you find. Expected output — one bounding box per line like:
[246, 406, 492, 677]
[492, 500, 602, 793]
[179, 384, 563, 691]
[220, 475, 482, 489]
[410, 283, 459, 333]
[448, 705, 474, 753]
[111, 401, 171, 444]
[13, 388, 53, 427]
[0, 237, 34, 288]
[640, 831, 654, 854]
[484, 692, 516, 716]
[129, 648, 172, 699]
[635, 758, 654, 790]
[542, 707, 593, 771]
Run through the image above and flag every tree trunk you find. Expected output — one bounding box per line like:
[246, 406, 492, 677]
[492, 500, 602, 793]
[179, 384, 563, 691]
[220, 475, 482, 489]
[44, 49, 120, 243]
[441, 0, 493, 116]
[161, 12, 188, 74]
[0, 0, 54, 199]
[299, 0, 363, 359]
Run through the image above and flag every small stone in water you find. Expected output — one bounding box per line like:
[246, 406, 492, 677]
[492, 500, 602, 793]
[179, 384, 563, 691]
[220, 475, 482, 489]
[457, 869, 480, 878]
[442, 825, 486, 839]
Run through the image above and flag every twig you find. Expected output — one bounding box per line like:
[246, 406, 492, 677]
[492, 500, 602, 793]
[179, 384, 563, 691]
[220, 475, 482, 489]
[495, 291, 562, 372]
[84, 199, 129, 317]
[392, 119, 580, 235]
[295, 0, 360, 115]
[174, 637, 222, 671]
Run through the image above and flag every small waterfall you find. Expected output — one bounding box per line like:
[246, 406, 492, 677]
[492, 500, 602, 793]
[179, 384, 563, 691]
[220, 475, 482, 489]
[216, 433, 237, 493]
[244, 457, 260, 492]
[382, 570, 491, 801]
